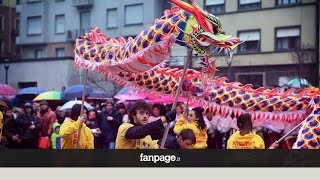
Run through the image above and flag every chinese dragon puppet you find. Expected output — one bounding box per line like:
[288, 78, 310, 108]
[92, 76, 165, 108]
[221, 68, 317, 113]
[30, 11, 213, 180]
[74, 0, 320, 149]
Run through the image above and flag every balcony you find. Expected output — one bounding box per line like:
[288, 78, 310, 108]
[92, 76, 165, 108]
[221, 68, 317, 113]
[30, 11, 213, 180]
[72, 0, 93, 8]
[66, 28, 92, 41]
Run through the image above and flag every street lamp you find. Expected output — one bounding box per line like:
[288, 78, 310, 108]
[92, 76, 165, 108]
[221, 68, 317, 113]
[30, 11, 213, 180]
[4, 59, 11, 84]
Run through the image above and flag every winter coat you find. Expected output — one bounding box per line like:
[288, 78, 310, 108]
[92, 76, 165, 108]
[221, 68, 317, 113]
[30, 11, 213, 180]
[39, 108, 56, 137]
[16, 112, 42, 148]
[157, 134, 180, 149]
[99, 109, 122, 142]
[2, 115, 21, 148]
[51, 122, 61, 149]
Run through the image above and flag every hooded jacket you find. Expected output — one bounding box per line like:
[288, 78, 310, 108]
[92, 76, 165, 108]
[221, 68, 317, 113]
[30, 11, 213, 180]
[227, 131, 265, 149]
[51, 122, 61, 149]
[16, 107, 42, 142]
[59, 118, 94, 149]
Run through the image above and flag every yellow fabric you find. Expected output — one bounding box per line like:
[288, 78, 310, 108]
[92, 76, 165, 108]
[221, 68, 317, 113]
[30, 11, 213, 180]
[0, 111, 3, 142]
[173, 116, 208, 149]
[59, 118, 94, 149]
[115, 123, 159, 149]
[227, 130, 265, 149]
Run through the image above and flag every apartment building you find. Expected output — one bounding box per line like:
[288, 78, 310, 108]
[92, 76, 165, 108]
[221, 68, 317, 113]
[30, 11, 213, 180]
[196, 0, 319, 88]
[3, 0, 168, 91]
[4, 0, 319, 90]
[0, 0, 17, 60]
[16, 0, 167, 59]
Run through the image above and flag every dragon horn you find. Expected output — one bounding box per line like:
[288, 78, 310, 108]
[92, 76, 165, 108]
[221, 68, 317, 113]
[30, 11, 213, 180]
[170, 0, 196, 14]
[170, 0, 214, 33]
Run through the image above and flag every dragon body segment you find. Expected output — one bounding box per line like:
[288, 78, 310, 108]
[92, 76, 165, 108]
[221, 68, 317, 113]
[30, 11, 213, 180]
[74, 1, 239, 74]
[74, 0, 320, 149]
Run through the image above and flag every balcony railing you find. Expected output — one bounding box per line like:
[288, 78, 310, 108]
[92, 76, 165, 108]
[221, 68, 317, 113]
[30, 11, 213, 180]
[66, 28, 91, 41]
[72, 0, 93, 8]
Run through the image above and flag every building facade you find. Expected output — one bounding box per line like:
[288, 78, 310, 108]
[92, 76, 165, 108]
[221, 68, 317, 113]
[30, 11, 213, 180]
[0, 0, 17, 60]
[197, 0, 319, 88]
[3, 0, 319, 92]
[16, 0, 167, 59]
[9, 0, 167, 92]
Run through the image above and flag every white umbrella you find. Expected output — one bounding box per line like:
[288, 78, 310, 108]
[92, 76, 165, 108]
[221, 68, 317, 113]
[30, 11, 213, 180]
[60, 100, 94, 111]
[287, 78, 311, 88]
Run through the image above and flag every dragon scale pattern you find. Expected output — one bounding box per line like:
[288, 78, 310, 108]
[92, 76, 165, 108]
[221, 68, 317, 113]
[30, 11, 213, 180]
[74, 0, 320, 149]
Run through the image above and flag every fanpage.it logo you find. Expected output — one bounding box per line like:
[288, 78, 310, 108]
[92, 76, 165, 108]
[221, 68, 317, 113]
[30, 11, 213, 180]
[139, 153, 181, 164]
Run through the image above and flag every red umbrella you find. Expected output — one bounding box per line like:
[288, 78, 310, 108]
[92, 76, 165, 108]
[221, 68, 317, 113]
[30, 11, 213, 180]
[114, 88, 147, 101]
[0, 84, 17, 98]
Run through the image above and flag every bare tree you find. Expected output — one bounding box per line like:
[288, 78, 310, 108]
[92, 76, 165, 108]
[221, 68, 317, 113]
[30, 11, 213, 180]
[86, 71, 119, 95]
[291, 43, 317, 87]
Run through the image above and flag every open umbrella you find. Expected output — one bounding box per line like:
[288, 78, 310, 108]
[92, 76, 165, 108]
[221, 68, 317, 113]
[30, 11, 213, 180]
[146, 99, 172, 104]
[33, 91, 62, 101]
[18, 87, 46, 95]
[87, 90, 112, 100]
[62, 84, 93, 101]
[60, 100, 93, 111]
[287, 78, 311, 88]
[114, 88, 147, 100]
[0, 84, 17, 98]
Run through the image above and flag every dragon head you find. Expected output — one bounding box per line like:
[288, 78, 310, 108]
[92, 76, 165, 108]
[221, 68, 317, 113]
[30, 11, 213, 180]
[170, 0, 240, 55]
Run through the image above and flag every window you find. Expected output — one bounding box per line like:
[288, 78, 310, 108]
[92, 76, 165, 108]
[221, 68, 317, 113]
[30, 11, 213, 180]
[236, 73, 264, 87]
[0, 0, 2, 5]
[276, 0, 300, 6]
[125, 4, 143, 25]
[18, 82, 37, 89]
[205, 0, 225, 14]
[27, 16, 42, 35]
[16, 0, 20, 5]
[0, 15, 4, 31]
[106, 8, 117, 28]
[55, 15, 65, 34]
[56, 48, 65, 57]
[169, 56, 185, 67]
[27, 0, 42, 3]
[239, 0, 261, 11]
[238, 30, 260, 53]
[35, 49, 44, 58]
[0, 39, 3, 56]
[80, 11, 90, 34]
[276, 27, 300, 51]
[15, 13, 20, 36]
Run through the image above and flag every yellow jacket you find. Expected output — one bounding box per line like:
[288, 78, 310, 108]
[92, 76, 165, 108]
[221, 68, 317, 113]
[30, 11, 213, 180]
[227, 131, 265, 149]
[115, 123, 159, 149]
[173, 116, 208, 149]
[59, 118, 94, 149]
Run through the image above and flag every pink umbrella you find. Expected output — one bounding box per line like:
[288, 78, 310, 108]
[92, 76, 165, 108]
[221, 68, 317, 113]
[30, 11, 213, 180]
[114, 88, 147, 101]
[144, 93, 187, 102]
[146, 98, 172, 104]
[0, 83, 17, 98]
[188, 101, 201, 108]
